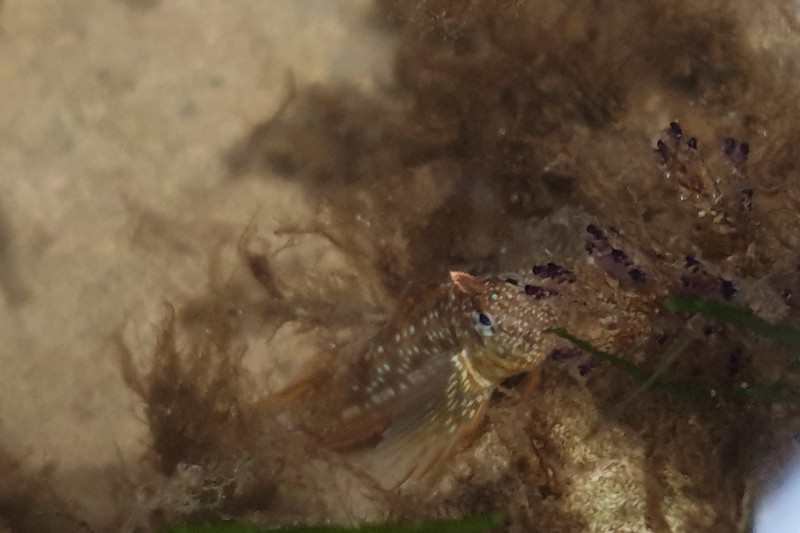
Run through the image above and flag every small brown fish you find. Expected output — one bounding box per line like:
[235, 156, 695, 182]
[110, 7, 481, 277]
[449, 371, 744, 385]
[320, 270, 559, 447]
[277, 224, 662, 481]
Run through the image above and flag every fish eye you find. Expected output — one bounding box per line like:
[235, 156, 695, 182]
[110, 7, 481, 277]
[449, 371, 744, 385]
[472, 311, 494, 337]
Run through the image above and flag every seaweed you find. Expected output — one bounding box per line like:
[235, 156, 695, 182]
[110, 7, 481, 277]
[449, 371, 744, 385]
[163, 511, 504, 533]
[663, 295, 800, 352]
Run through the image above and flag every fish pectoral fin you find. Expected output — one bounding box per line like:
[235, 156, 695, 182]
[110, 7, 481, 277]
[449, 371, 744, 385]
[316, 408, 392, 452]
[385, 394, 491, 487]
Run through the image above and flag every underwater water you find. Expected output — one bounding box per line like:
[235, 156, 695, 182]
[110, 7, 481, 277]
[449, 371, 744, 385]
[756, 456, 800, 533]
[2, 1, 800, 532]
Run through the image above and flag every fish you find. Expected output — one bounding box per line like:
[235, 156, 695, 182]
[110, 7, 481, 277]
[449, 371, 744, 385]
[275, 221, 665, 482]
